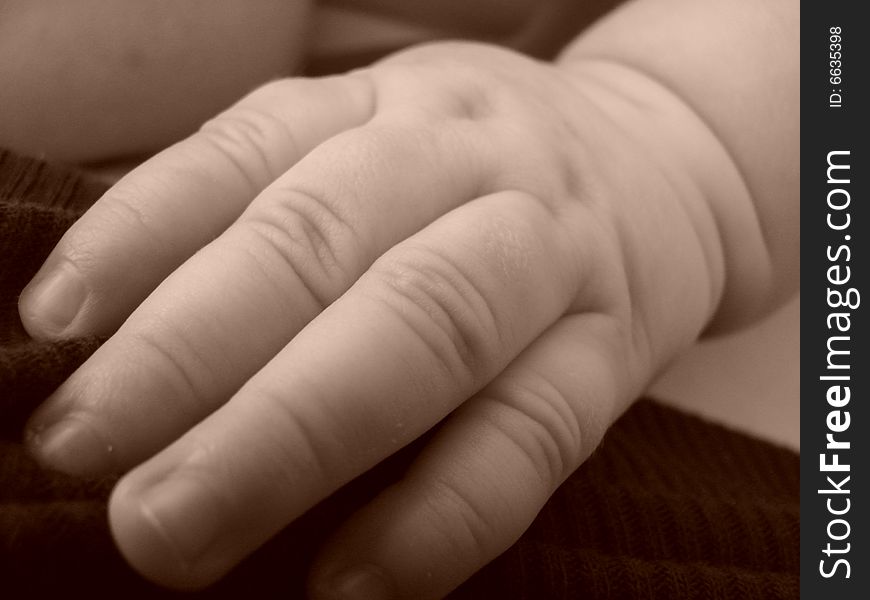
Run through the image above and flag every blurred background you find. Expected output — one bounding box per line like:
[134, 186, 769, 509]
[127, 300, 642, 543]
[652, 295, 799, 450]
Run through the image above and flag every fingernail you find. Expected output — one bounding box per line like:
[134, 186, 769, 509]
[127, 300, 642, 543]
[317, 565, 394, 600]
[20, 262, 88, 337]
[137, 477, 223, 570]
[29, 418, 117, 475]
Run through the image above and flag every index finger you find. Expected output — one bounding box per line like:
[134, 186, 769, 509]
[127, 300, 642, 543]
[109, 190, 598, 589]
[18, 74, 375, 339]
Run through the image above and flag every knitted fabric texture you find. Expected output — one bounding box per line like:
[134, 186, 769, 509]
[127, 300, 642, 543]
[0, 148, 799, 599]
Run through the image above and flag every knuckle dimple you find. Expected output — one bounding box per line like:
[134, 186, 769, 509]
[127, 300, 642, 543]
[241, 190, 358, 310]
[451, 90, 496, 126]
[374, 52, 502, 124]
[369, 249, 501, 387]
[433, 74, 496, 123]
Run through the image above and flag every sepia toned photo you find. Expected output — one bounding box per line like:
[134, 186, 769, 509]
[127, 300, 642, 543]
[0, 1, 806, 598]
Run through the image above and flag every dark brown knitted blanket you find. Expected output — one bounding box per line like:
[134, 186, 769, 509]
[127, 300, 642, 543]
[0, 148, 799, 599]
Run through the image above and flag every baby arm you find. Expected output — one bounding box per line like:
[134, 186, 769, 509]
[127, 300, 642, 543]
[19, 0, 797, 597]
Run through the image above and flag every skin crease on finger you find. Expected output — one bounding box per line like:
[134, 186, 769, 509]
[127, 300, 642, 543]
[16, 1, 796, 598]
[28, 38, 792, 600]
[101, 57, 741, 596]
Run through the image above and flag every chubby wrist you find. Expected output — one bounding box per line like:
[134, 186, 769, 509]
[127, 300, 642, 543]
[554, 58, 764, 359]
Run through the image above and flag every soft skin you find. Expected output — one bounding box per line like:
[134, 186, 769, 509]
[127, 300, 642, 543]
[19, 0, 797, 598]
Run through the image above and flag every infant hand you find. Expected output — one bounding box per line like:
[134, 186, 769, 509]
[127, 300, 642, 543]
[20, 43, 724, 597]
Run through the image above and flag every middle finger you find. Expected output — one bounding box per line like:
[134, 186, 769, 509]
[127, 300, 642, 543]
[109, 189, 594, 588]
[27, 111, 495, 475]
